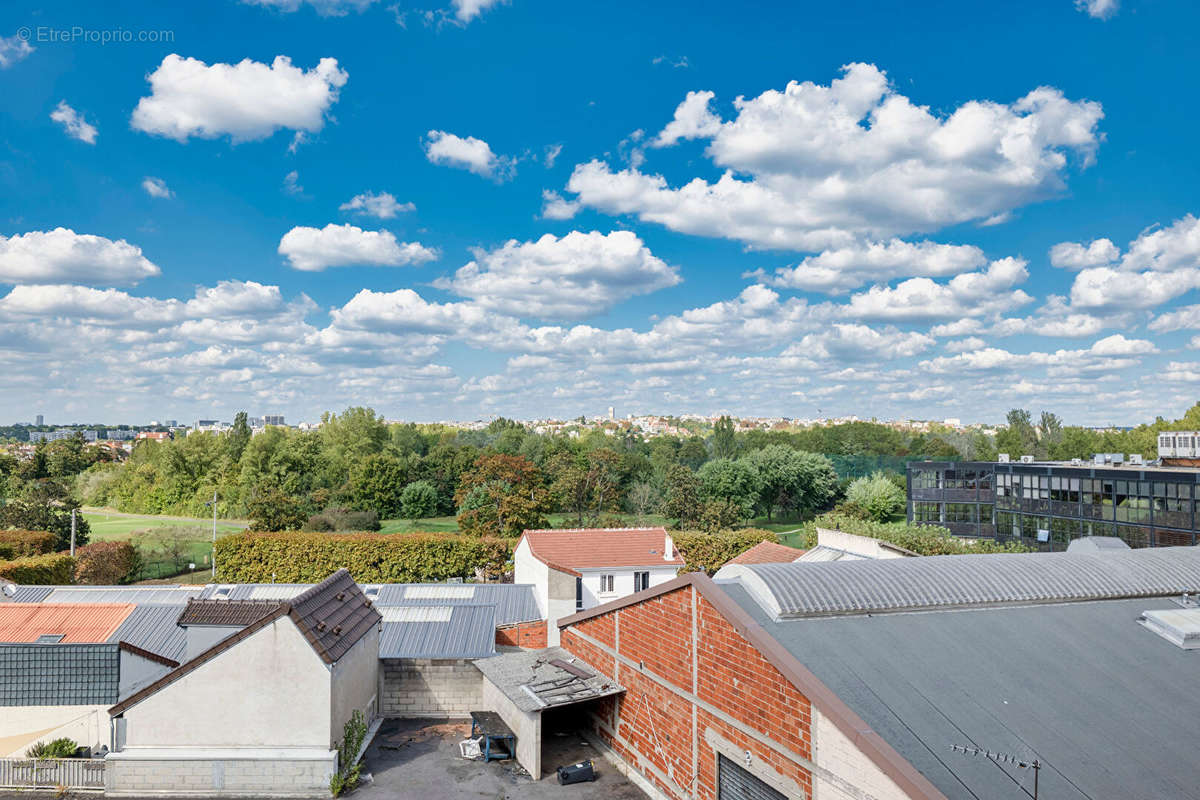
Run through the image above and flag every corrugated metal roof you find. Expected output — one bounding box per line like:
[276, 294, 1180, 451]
[472, 646, 625, 713]
[106, 604, 187, 662]
[0, 643, 120, 706]
[40, 586, 204, 604]
[729, 545, 1200, 619]
[0, 603, 135, 642]
[381, 606, 453, 623]
[200, 582, 541, 626]
[4, 586, 52, 603]
[379, 604, 496, 659]
[793, 546, 867, 563]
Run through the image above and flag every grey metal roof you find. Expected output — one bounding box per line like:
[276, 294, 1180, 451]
[723, 582, 1200, 800]
[200, 582, 540, 625]
[726, 545, 1200, 619]
[473, 646, 625, 713]
[4, 586, 53, 603]
[39, 586, 204, 604]
[379, 604, 496, 659]
[106, 604, 187, 663]
[0, 643, 119, 706]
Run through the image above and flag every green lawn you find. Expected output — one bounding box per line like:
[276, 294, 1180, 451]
[376, 516, 460, 534]
[81, 510, 247, 581]
[82, 510, 246, 540]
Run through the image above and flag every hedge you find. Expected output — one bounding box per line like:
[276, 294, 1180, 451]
[0, 552, 77, 584]
[75, 541, 142, 585]
[0, 530, 58, 560]
[672, 528, 778, 574]
[797, 513, 1033, 555]
[214, 531, 514, 583]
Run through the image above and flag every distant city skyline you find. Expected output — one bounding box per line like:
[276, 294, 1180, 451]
[3, 1, 1199, 424]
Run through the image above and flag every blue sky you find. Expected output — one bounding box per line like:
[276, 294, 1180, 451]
[2, 0, 1199, 425]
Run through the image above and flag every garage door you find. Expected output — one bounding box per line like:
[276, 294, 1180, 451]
[717, 754, 789, 800]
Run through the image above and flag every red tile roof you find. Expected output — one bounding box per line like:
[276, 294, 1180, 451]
[726, 540, 806, 566]
[521, 527, 684, 576]
[0, 603, 135, 643]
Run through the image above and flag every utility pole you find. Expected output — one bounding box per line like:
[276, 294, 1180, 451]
[70, 509, 77, 557]
[950, 745, 1040, 799]
[204, 491, 218, 579]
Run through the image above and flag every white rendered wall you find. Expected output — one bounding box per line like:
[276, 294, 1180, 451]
[329, 624, 380, 744]
[577, 566, 679, 608]
[119, 618, 331, 750]
[514, 539, 550, 618]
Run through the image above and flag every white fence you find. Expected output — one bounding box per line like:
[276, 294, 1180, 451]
[0, 757, 106, 789]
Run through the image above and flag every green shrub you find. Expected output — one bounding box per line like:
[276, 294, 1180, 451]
[303, 508, 381, 533]
[214, 531, 513, 583]
[798, 512, 1032, 555]
[0, 552, 76, 584]
[0, 530, 58, 559]
[673, 528, 778, 574]
[843, 471, 906, 522]
[26, 738, 78, 759]
[331, 710, 367, 797]
[74, 541, 142, 585]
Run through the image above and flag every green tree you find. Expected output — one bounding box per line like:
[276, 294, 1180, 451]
[844, 471, 906, 522]
[246, 486, 307, 532]
[346, 453, 409, 518]
[227, 411, 252, 462]
[660, 465, 702, 529]
[996, 408, 1039, 458]
[548, 448, 623, 526]
[697, 458, 760, 519]
[711, 415, 737, 459]
[399, 480, 438, 522]
[0, 480, 91, 550]
[455, 454, 550, 538]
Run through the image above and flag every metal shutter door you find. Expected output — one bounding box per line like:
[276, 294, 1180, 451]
[718, 754, 789, 800]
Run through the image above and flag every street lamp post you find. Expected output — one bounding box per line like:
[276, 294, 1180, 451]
[204, 491, 217, 579]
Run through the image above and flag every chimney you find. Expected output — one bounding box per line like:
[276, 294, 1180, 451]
[664, 531, 674, 562]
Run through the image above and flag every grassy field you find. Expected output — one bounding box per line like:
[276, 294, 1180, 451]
[83, 510, 247, 539]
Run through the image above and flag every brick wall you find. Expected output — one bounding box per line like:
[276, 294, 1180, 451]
[495, 619, 548, 649]
[380, 658, 482, 718]
[560, 584, 820, 800]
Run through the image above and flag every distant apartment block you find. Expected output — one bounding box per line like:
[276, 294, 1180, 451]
[263, 414, 285, 426]
[29, 428, 99, 443]
[908, 433, 1200, 550]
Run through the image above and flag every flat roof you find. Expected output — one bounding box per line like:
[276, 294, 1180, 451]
[474, 646, 624, 713]
[724, 584, 1200, 800]
[910, 459, 1200, 476]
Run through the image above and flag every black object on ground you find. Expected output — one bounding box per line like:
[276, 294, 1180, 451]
[557, 760, 597, 785]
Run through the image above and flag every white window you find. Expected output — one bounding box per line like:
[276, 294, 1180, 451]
[634, 571, 650, 592]
[599, 574, 614, 593]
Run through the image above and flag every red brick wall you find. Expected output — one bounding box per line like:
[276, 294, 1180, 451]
[560, 585, 814, 800]
[494, 619, 547, 648]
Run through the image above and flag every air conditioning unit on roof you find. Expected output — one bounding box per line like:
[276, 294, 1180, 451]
[1019, 455, 1035, 464]
[997, 453, 1010, 463]
[1129, 453, 1144, 466]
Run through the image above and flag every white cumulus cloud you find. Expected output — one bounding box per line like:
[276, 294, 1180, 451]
[0, 229, 160, 286]
[424, 131, 515, 180]
[278, 223, 437, 271]
[451, 0, 506, 22]
[131, 55, 349, 143]
[753, 239, 988, 294]
[1063, 215, 1200, 309]
[50, 101, 97, 144]
[0, 34, 34, 69]
[339, 192, 414, 219]
[142, 177, 174, 199]
[435, 230, 681, 320]
[564, 63, 1103, 251]
[1076, 0, 1118, 19]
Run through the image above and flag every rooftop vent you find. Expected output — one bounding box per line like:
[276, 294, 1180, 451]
[1139, 608, 1200, 650]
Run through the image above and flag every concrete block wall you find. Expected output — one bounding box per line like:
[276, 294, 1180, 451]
[380, 658, 482, 718]
[105, 754, 336, 798]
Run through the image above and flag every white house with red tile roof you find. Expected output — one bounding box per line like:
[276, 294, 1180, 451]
[514, 527, 684, 644]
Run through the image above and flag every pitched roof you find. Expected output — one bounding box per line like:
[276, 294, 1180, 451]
[0, 603, 135, 643]
[107, 604, 188, 663]
[726, 540, 805, 566]
[0, 643, 120, 706]
[289, 569, 381, 663]
[177, 598, 283, 627]
[110, 570, 380, 716]
[378, 604, 496, 659]
[520, 527, 684, 575]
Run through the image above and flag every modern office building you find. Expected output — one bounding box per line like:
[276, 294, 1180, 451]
[907, 432, 1200, 550]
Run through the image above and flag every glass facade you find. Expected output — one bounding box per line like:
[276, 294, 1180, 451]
[907, 460, 1200, 551]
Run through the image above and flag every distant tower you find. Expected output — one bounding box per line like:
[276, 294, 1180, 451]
[35, 414, 43, 426]
[608, 406, 615, 421]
